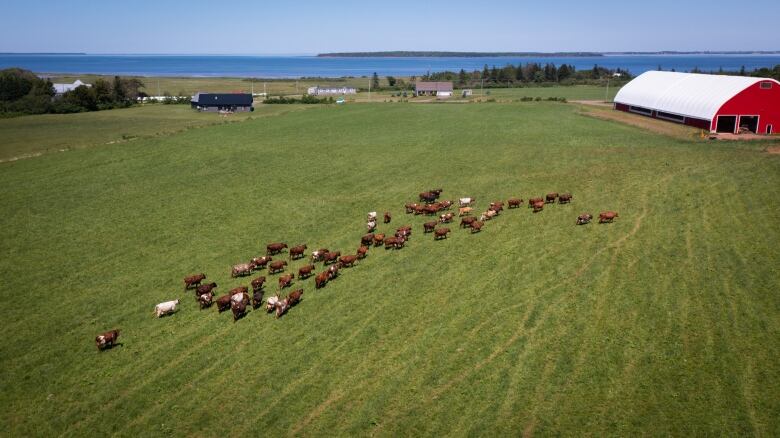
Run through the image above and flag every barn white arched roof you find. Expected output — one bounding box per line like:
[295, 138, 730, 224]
[614, 71, 770, 120]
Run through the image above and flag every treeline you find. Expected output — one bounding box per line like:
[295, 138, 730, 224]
[684, 64, 780, 81]
[420, 63, 632, 88]
[0, 68, 143, 117]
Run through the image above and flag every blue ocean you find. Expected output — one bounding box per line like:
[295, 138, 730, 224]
[1, 53, 778, 78]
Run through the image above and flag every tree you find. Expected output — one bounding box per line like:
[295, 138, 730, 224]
[482, 64, 490, 80]
[371, 72, 380, 90]
[65, 85, 97, 110]
[112, 76, 126, 102]
[386, 76, 397, 87]
[739, 65, 746, 76]
[558, 64, 571, 81]
[93, 79, 113, 105]
[458, 69, 467, 86]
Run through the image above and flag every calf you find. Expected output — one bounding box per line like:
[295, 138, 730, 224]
[268, 260, 288, 274]
[440, 212, 454, 223]
[339, 255, 358, 267]
[251, 276, 266, 292]
[231, 300, 247, 321]
[470, 220, 484, 233]
[198, 291, 214, 309]
[559, 193, 572, 204]
[289, 244, 307, 260]
[460, 216, 477, 228]
[545, 193, 558, 204]
[384, 211, 392, 224]
[195, 282, 217, 296]
[532, 201, 544, 213]
[154, 299, 179, 318]
[311, 249, 329, 263]
[458, 207, 473, 217]
[528, 197, 543, 208]
[423, 221, 438, 233]
[576, 213, 593, 225]
[252, 290, 264, 309]
[599, 211, 619, 223]
[297, 264, 315, 279]
[361, 233, 375, 246]
[508, 198, 523, 208]
[266, 242, 288, 255]
[315, 271, 329, 289]
[373, 234, 385, 247]
[216, 294, 232, 312]
[184, 273, 206, 290]
[434, 227, 450, 240]
[250, 256, 271, 270]
[278, 273, 294, 290]
[95, 329, 120, 351]
[323, 251, 341, 265]
[231, 263, 252, 278]
[357, 245, 369, 259]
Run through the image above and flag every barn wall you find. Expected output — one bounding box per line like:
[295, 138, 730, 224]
[613, 102, 711, 130]
[717, 81, 780, 134]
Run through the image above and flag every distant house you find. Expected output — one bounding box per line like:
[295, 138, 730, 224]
[415, 81, 453, 97]
[190, 93, 254, 112]
[307, 86, 357, 95]
[53, 79, 91, 95]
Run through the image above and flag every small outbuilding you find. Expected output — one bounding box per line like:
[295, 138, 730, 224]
[614, 71, 780, 134]
[415, 81, 453, 97]
[191, 93, 253, 112]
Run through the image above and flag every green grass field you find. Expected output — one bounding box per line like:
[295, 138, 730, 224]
[1, 102, 779, 436]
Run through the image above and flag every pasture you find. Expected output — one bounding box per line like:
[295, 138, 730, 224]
[0, 102, 779, 436]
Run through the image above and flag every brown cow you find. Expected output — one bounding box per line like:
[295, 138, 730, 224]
[357, 245, 368, 259]
[289, 244, 307, 260]
[419, 191, 437, 203]
[384, 212, 392, 224]
[230, 286, 249, 296]
[198, 292, 214, 309]
[311, 248, 329, 263]
[231, 263, 252, 278]
[440, 212, 454, 223]
[323, 251, 341, 265]
[405, 202, 419, 214]
[373, 233, 385, 247]
[490, 201, 504, 212]
[434, 227, 450, 240]
[216, 294, 232, 312]
[470, 221, 484, 233]
[251, 276, 266, 292]
[413, 204, 426, 215]
[298, 264, 315, 279]
[268, 260, 287, 274]
[440, 200, 453, 210]
[339, 255, 358, 267]
[528, 197, 543, 207]
[287, 289, 303, 307]
[195, 282, 217, 296]
[599, 211, 619, 223]
[361, 233, 375, 246]
[231, 300, 247, 321]
[559, 193, 572, 204]
[266, 242, 288, 255]
[384, 236, 405, 249]
[397, 225, 412, 234]
[184, 273, 206, 290]
[533, 201, 544, 213]
[252, 290, 264, 309]
[251, 256, 272, 270]
[315, 271, 329, 289]
[545, 193, 558, 204]
[508, 198, 523, 208]
[458, 207, 473, 216]
[460, 216, 477, 228]
[95, 329, 120, 351]
[278, 273, 294, 290]
[576, 213, 593, 225]
[423, 221, 438, 233]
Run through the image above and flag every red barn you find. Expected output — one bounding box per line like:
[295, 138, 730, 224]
[614, 71, 780, 135]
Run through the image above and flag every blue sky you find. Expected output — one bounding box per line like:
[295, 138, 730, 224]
[2, 0, 778, 54]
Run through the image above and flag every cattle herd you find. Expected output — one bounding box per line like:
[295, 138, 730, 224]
[95, 188, 618, 351]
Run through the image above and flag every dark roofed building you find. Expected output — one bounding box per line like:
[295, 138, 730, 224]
[191, 93, 254, 112]
[415, 81, 453, 97]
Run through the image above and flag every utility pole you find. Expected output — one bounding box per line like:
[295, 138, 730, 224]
[368, 78, 371, 101]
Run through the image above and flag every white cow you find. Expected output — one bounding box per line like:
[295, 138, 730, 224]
[154, 299, 180, 318]
[266, 295, 280, 313]
[366, 220, 377, 232]
[459, 197, 474, 207]
[367, 211, 377, 221]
